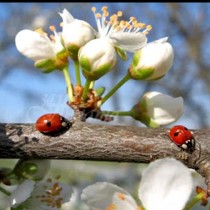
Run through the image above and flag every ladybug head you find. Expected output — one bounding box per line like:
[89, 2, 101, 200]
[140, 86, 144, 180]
[181, 138, 195, 151]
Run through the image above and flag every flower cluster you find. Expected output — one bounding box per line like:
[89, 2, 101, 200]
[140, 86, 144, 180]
[15, 5, 182, 127]
[0, 160, 73, 210]
[81, 158, 196, 210]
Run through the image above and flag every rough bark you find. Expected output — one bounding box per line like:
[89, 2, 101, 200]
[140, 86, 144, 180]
[0, 115, 210, 193]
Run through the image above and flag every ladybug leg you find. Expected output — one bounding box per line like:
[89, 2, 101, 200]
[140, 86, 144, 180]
[176, 150, 189, 161]
[189, 140, 202, 169]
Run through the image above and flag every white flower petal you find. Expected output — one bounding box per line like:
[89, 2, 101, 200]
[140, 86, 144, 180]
[112, 192, 138, 210]
[138, 38, 174, 79]
[59, 8, 74, 24]
[81, 182, 134, 210]
[145, 92, 184, 125]
[22, 179, 73, 210]
[15, 29, 54, 61]
[138, 158, 193, 210]
[62, 19, 95, 48]
[109, 32, 147, 52]
[9, 180, 35, 207]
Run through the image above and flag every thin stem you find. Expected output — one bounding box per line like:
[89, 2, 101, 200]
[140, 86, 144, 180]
[102, 110, 132, 117]
[62, 66, 74, 102]
[183, 193, 203, 210]
[74, 60, 81, 86]
[90, 81, 95, 89]
[0, 185, 10, 196]
[82, 79, 92, 102]
[100, 73, 130, 106]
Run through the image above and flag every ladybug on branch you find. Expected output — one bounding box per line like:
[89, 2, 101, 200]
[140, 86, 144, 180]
[35, 113, 71, 136]
[169, 125, 195, 152]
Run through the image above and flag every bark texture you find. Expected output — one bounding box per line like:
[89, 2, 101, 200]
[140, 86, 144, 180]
[0, 118, 210, 193]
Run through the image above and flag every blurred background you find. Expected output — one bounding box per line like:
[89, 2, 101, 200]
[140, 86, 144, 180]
[0, 3, 210, 209]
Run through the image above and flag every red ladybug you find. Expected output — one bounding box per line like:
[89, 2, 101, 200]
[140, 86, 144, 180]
[35, 113, 71, 136]
[169, 125, 195, 151]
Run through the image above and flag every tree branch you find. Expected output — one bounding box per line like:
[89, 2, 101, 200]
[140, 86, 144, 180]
[1, 119, 210, 193]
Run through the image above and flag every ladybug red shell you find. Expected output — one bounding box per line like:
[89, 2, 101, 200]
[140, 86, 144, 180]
[169, 125, 195, 151]
[35, 113, 71, 136]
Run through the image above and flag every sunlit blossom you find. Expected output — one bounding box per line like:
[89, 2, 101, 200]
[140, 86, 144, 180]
[9, 177, 73, 210]
[15, 27, 68, 72]
[91, 6, 151, 52]
[129, 37, 174, 80]
[130, 91, 184, 128]
[59, 9, 96, 60]
[81, 158, 194, 210]
[138, 158, 194, 210]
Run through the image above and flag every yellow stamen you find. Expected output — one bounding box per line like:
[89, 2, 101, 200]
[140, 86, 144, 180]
[49, 25, 56, 32]
[146, 25, 153, 31]
[96, 13, 101, 18]
[105, 204, 116, 210]
[91, 7, 96, 13]
[60, 22, 63, 27]
[117, 11, 123, 17]
[34, 28, 47, 35]
[118, 193, 126, 200]
[102, 6, 108, 12]
[91, 5, 152, 35]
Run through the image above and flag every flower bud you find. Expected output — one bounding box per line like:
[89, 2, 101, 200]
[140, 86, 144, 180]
[130, 91, 183, 128]
[59, 9, 95, 60]
[13, 159, 51, 181]
[79, 38, 116, 81]
[129, 37, 174, 80]
[15, 29, 68, 73]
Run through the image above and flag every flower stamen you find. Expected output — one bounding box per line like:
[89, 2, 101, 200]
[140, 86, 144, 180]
[35, 178, 65, 208]
[91, 6, 152, 38]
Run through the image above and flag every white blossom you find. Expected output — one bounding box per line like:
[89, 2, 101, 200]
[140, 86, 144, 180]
[131, 91, 184, 127]
[129, 37, 174, 80]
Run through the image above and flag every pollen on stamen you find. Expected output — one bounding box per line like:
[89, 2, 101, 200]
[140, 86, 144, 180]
[117, 11, 123, 17]
[38, 182, 64, 208]
[34, 28, 47, 35]
[143, 25, 152, 35]
[118, 193, 126, 200]
[96, 13, 101, 19]
[105, 203, 116, 210]
[49, 25, 56, 32]
[91, 6, 96, 13]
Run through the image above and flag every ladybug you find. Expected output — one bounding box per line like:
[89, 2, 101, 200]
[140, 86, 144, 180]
[35, 113, 71, 136]
[169, 125, 195, 151]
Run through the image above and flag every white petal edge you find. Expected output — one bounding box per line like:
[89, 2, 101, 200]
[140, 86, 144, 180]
[138, 158, 193, 210]
[81, 182, 134, 210]
[15, 29, 54, 61]
[9, 180, 35, 207]
[59, 8, 74, 24]
[109, 32, 148, 52]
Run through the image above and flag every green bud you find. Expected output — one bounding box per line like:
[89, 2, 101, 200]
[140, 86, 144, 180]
[95, 87, 106, 97]
[115, 46, 128, 61]
[13, 159, 51, 181]
[129, 37, 174, 81]
[79, 38, 116, 81]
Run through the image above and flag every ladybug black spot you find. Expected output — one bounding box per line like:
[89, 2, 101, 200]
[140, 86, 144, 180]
[174, 131, 179, 137]
[44, 120, 51, 127]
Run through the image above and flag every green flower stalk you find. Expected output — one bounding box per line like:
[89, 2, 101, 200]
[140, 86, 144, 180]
[99, 73, 130, 106]
[103, 91, 184, 128]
